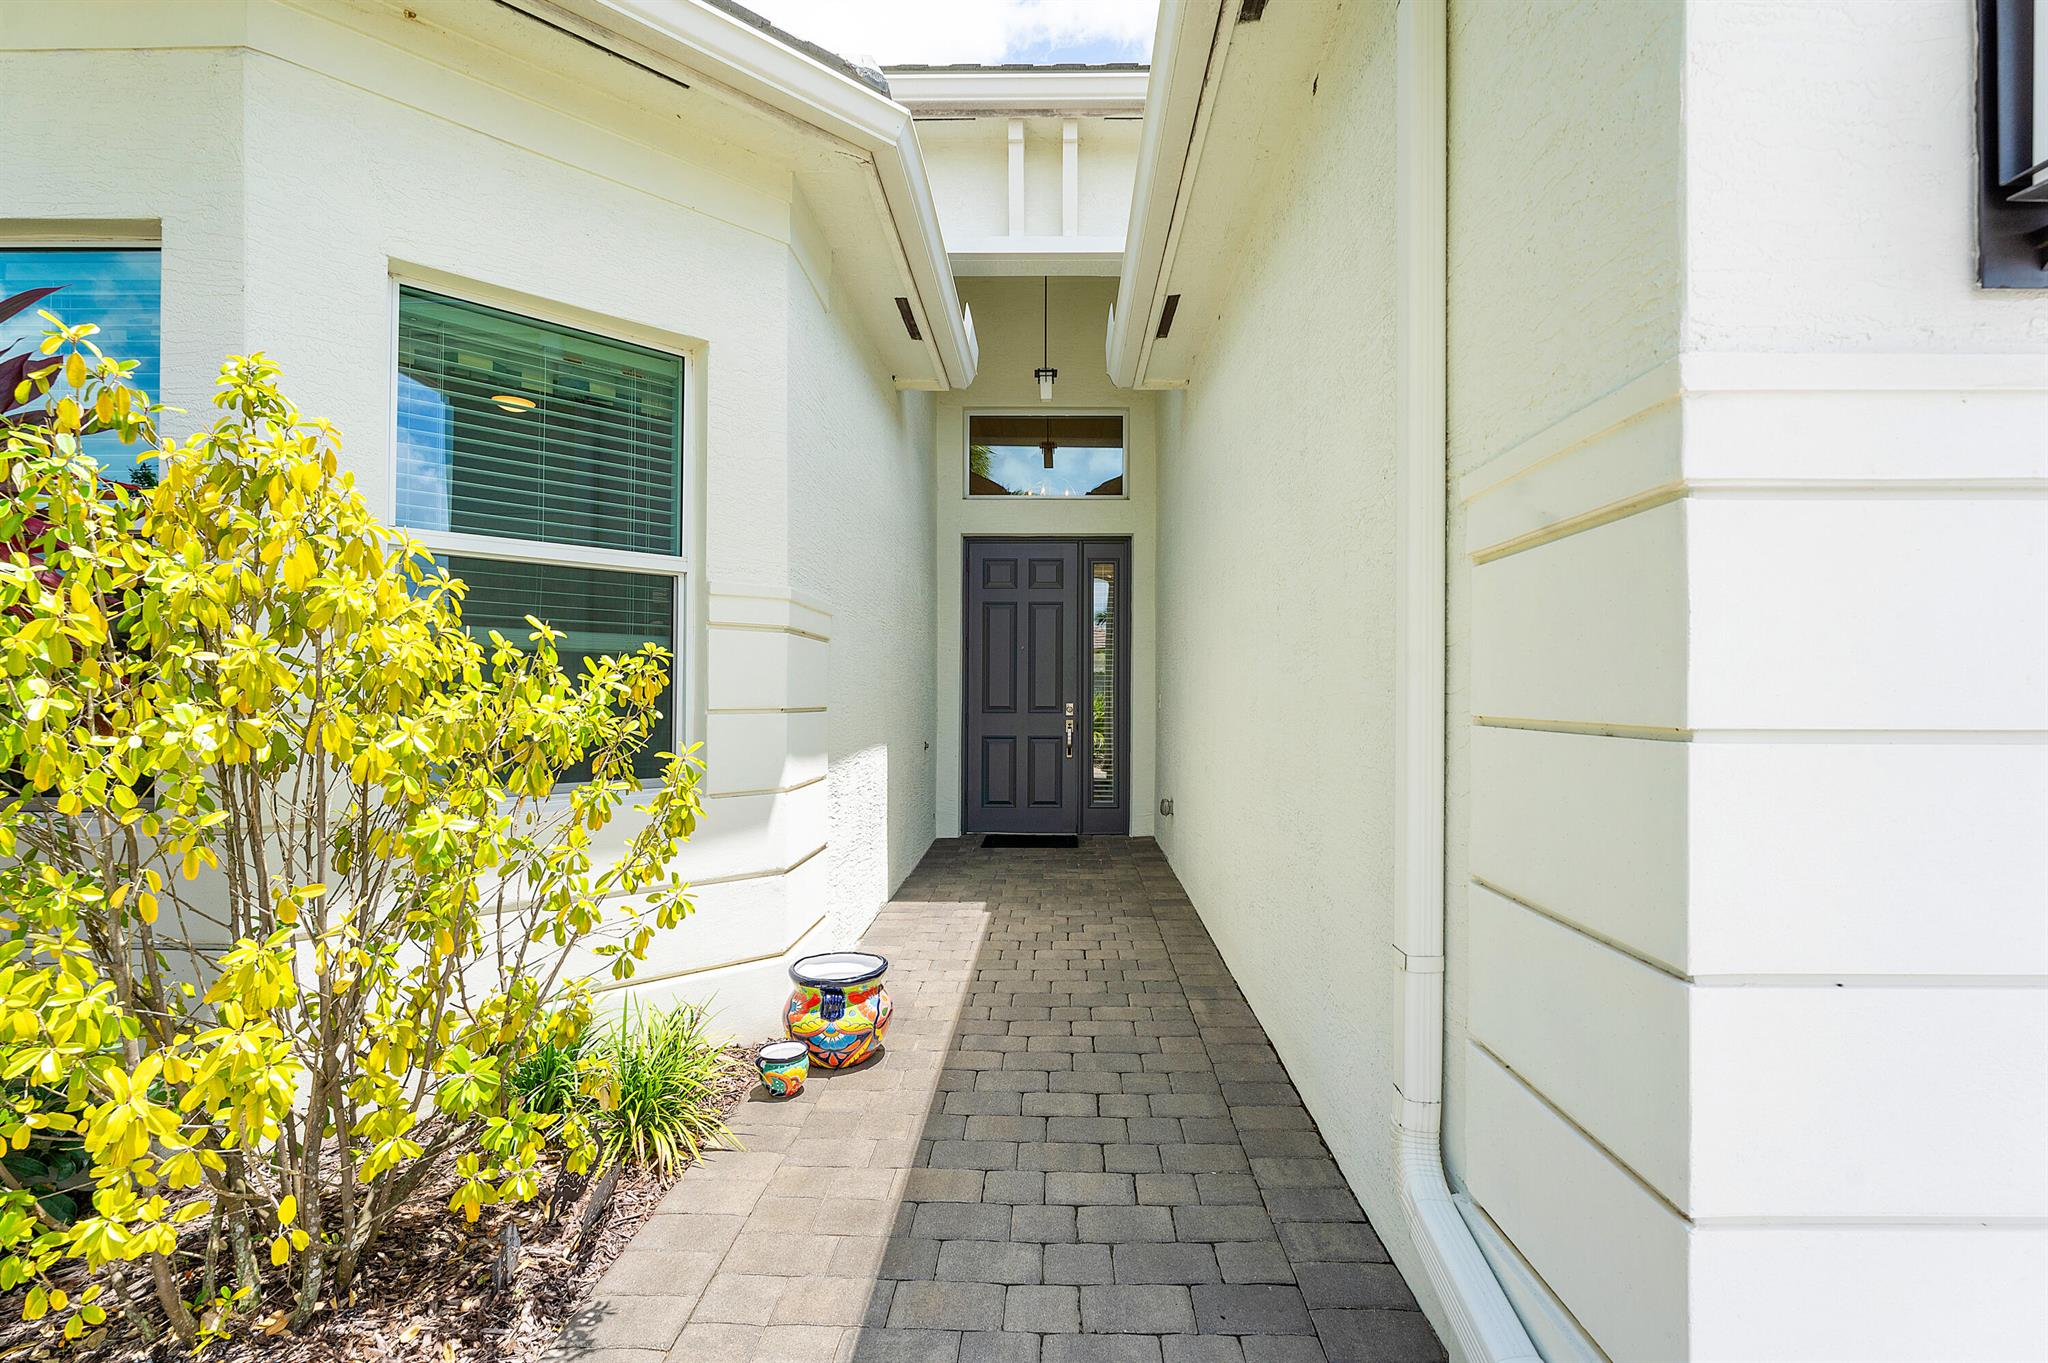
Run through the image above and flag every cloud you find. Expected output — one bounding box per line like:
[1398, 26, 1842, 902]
[740, 0, 1157, 67]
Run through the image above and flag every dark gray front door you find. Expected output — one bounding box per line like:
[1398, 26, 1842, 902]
[964, 538, 1130, 835]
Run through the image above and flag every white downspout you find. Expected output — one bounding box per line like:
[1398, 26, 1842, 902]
[1391, 1, 1542, 1360]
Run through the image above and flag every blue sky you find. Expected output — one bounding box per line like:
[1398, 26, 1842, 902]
[744, 0, 1155, 66]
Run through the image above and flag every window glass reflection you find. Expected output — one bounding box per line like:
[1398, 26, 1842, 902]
[968, 413, 1125, 497]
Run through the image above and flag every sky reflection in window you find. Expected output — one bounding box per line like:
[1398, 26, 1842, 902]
[0, 247, 161, 482]
[968, 413, 1125, 497]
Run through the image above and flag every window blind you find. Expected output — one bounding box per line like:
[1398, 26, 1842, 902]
[444, 555, 676, 781]
[396, 288, 683, 555]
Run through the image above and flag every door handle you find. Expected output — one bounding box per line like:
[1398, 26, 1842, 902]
[1064, 702, 1075, 758]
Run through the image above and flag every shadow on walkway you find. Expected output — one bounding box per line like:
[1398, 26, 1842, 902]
[554, 838, 1443, 1363]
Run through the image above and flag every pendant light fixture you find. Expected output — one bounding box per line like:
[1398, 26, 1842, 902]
[1039, 416, 1056, 470]
[1033, 275, 1058, 401]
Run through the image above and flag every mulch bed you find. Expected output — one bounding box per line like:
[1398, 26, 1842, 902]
[0, 1045, 758, 1363]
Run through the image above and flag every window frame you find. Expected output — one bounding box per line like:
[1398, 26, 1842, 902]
[0, 237, 164, 473]
[1978, 0, 2048, 287]
[963, 407, 1131, 501]
[385, 271, 699, 772]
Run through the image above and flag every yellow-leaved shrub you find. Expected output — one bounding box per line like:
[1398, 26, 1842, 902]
[0, 317, 703, 1346]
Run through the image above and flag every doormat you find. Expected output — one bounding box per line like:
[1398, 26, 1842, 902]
[981, 834, 1081, 849]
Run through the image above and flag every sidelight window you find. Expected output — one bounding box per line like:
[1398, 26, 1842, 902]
[1089, 559, 1118, 807]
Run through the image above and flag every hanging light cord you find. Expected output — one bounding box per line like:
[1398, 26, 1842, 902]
[1042, 275, 1050, 369]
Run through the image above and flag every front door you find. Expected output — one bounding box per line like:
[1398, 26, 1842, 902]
[964, 538, 1130, 835]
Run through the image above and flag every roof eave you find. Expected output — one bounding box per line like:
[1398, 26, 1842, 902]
[1107, 0, 1228, 390]
[509, 0, 979, 388]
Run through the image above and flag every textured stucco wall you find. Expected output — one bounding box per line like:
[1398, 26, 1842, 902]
[1441, 2, 1686, 1355]
[787, 255, 939, 945]
[0, 46, 249, 447]
[1151, 0, 1419, 1300]
[1448, 2, 2048, 1359]
[1683, 0, 2047, 354]
[1442, 0, 1683, 1196]
[915, 116, 1139, 247]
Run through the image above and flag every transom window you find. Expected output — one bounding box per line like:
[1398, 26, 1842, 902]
[394, 285, 686, 779]
[967, 412, 1125, 497]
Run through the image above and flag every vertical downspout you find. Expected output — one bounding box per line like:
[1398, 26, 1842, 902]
[1391, 1, 1542, 1359]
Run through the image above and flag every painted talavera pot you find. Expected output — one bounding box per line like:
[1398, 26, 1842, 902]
[756, 1039, 810, 1097]
[784, 951, 892, 1068]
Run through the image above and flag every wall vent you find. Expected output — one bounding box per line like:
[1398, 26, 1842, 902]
[895, 297, 922, 340]
[1238, 0, 1269, 21]
[1155, 294, 1182, 339]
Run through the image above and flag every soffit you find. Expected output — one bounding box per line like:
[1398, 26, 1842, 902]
[298, 0, 965, 387]
[1115, 2, 1339, 388]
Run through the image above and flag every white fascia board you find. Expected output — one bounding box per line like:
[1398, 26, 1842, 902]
[1107, 0, 1227, 389]
[520, 0, 977, 388]
[887, 68, 1149, 115]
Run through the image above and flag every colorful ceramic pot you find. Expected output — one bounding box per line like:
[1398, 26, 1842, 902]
[784, 951, 892, 1068]
[756, 1039, 810, 1097]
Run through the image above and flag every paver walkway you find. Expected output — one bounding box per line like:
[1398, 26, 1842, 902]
[555, 838, 1444, 1363]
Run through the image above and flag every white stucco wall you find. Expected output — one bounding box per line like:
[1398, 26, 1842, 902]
[913, 113, 1139, 255]
[1150, 0, 1423, 1310]
[933, 276, 1157, 839]
[786, 253, 940, 947]
[1442, 2, 1685, 1356]
[1450, 2, 2048, 1359]
[916, 119, 1012, 243]
[0, 0, 937, 1038]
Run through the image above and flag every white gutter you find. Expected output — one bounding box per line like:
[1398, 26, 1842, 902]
[884, 67, 1149, 117]
[1392, 1, 1542, 1360]
[512, 0, 978, 388]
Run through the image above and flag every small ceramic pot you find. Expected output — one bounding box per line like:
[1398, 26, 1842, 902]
[784, 951, 892, 1069]
[756, 1039, 810, 1097]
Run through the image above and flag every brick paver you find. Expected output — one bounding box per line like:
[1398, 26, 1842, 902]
[553, 838, 1442, 1363]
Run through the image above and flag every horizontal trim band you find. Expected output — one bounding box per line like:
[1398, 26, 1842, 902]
[686, 842, 826, 887]
[706, 705, 827, 715]
[1472, 877, 1686, 981]
[1471, 1039, 1689, 1223]
[707, 579, 835, 618]
[1469, 484, 1685, 564]
[1461, 353, 2048, 505]
[1474, 878, 2047, 987]
[593, 910, 830, 991]
[709, 620, 830, 643]
[704, 774, 827, 800]
[1472, 717, 2048, 744]
[1471, 717, 1690, 741]
[1469, 479, 2048, 564]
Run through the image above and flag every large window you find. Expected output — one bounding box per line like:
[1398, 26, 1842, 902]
[967, 412, 1125, 497]
[0, 246, 161, 482]
[395, 285, 686, 779]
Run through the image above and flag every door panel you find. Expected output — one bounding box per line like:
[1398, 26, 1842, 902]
[965, 538, 1129, 835]
[980, 737, 1016, 809]
[966, 540, 1079, 833]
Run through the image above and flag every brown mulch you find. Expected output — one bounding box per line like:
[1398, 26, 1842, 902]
[0, 1045, 758, 1363]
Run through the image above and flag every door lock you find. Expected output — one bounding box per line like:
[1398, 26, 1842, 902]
[1064, 702, 1075, 757]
